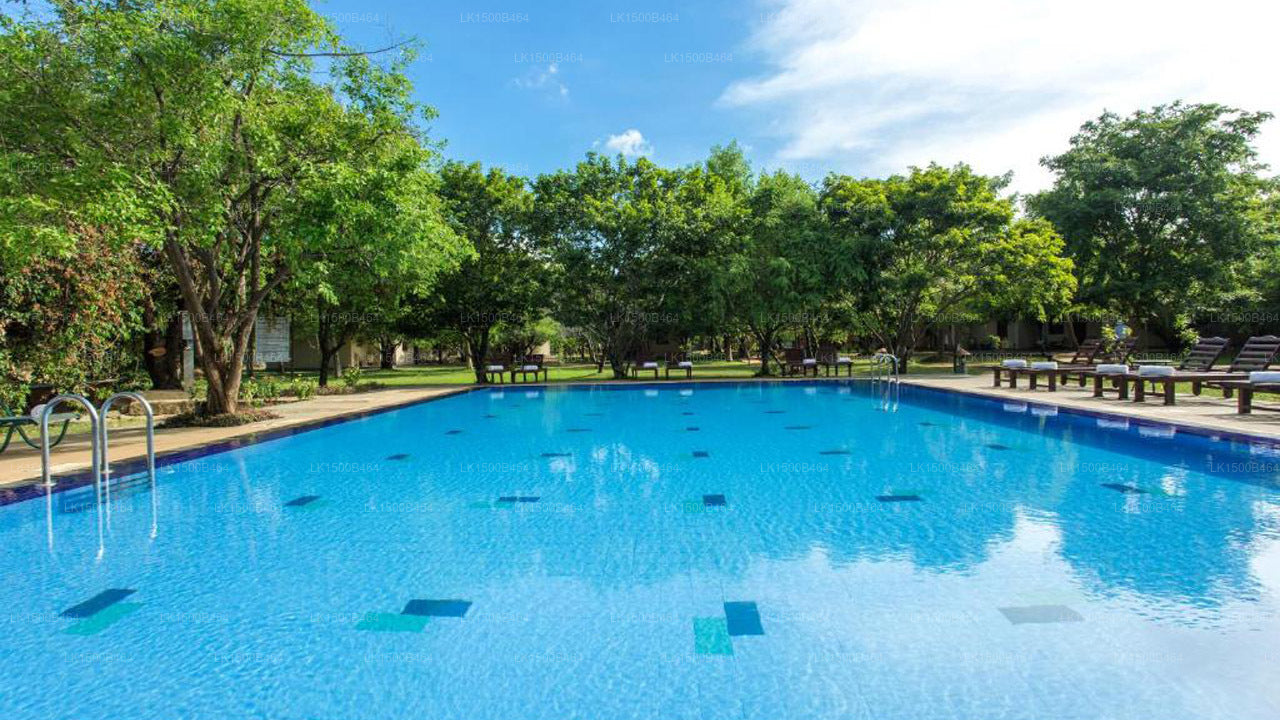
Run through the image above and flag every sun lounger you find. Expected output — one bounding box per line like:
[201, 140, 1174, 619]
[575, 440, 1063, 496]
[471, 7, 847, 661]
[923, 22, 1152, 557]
[665, 353, 693, 379]
[817, 345, 854, 377]
[1, 403, 77, 454]
[483, 356, 510, 384]
[631, 354, 660, 380]
[783, 348, 818, 378]
[992, 339, 1102, 388]
[1097, 335, 1278, 406]
[512, 354, 549, 383]
[1218, 371, 1280, 414]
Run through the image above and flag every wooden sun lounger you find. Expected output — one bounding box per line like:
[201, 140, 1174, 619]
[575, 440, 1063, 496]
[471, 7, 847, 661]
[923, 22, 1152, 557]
[511, 354, 549, 383]
[783, 348, 818, 377]
[631, 354, 660, 379]
[1218, 379, 1280, 414]
[665, 353, 694, 379]
[1093, 335, 1278, 406]
[817, 345, 854, 377]
[992, 339, 1102, 388]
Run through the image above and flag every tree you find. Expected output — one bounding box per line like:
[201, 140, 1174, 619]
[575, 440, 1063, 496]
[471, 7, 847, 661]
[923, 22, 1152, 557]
[532, 154, 731, 378]
[823, 164, 1075, 370]
[1029, 102, 1277, 346]
[402, 162, 540, 383]
[0, 230, 146, 408]
[0, 0, 453, 413]
[287, 132, 465, 387]
[722, 170, 829, 375]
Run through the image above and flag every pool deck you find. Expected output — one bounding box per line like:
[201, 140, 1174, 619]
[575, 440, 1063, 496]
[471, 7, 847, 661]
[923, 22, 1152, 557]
[6, 373, 1280, 495]
[903, 374, 1280, 440]
[0, 386, 468, 493]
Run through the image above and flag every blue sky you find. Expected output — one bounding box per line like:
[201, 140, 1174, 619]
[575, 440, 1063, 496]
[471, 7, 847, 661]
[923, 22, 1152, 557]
[318, 0, 765, 178]
[325, 1, 1277, 190]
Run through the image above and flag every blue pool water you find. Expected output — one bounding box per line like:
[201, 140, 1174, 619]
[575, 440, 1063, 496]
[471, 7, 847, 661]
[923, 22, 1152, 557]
[1, 381, 1278, 719]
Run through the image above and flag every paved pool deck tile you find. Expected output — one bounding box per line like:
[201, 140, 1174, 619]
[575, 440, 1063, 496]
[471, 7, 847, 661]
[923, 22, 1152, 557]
[902, 375, 1280, 440]
[0, 387, 467, 494]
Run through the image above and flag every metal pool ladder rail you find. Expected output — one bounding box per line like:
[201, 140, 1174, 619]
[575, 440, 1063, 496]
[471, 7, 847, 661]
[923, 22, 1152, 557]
[870, 353, 900, 411]
[39, 394, 104, 555]
[99, 392, 158, 539]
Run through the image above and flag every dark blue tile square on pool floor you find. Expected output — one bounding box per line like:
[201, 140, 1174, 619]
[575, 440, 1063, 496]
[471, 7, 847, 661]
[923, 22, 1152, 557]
[541, 452, 571, 458]
[445, 429, 463, 435]
[692, 451, 710, 458]
[686, 427, 700, 432]
[285, 495, 321, 507]
[876, 494, 922, 503]
[386, 453, 410, 461]
[402, 599, 472, 618]
[986, 443, 1012, 451]
[60, 588, 136, 618]
[724, 601, 764, 636]
[1101, 483, 1147, 494]
[703, 494, 727, 507]
[498, 496, 540, 503]
[819, 450, 851, 456]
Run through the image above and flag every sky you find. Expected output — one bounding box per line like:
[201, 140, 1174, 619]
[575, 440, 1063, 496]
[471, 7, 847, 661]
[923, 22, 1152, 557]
[319, 0, 1279, 193]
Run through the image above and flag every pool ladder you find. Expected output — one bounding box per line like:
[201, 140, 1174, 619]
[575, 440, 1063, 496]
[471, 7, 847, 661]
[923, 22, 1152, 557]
[38, 392, 158, 555]
[870, 353, 900, 411]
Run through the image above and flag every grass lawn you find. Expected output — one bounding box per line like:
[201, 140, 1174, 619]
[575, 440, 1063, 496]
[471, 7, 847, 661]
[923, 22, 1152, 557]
[321, 358, 959, 387]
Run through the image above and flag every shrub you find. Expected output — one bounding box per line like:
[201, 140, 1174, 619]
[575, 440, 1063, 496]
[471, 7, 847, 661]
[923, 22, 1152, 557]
[341, 366, 362, 389]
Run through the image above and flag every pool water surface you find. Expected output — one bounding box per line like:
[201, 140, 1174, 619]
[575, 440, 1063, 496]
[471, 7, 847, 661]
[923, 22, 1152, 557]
[0, 381, 1277, 719]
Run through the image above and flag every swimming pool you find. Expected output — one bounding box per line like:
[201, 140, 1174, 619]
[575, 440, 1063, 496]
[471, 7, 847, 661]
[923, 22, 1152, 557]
[1, 380, 1277, 719]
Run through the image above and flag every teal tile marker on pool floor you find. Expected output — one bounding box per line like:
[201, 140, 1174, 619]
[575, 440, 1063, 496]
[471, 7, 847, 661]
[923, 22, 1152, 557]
[64, 603, 142, 636]
[355, 612, 430, 633]
[693, 618, 733, 655]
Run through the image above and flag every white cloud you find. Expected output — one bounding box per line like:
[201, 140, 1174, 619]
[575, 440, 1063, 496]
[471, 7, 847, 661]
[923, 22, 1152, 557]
[603, 128, 653, 157]
[722, 0, 1280, 192]
[514, 63, 569, 98]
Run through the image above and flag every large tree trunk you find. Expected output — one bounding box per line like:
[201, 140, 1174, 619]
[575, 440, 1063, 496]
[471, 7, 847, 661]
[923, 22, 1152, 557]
[753, 328, 776, 376]
[142, 303, 184, 390]
[466, 328, 492, 384]
[379, 335, 397, 370]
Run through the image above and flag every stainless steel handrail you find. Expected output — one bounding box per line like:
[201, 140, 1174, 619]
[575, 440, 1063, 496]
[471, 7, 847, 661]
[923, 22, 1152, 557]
[39, 394, 104, 557]
[100, 392, 158, 539]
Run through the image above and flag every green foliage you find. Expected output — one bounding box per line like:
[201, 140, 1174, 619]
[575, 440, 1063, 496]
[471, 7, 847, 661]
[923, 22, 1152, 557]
[531, 152, 743, 377]
[288, 376, 318, 400]
[1030, 102, 1277, 344]
[400, 161, 539, 380]
[0, 0, 462, 412]
[0, 232, 146, 396]
[341, 366, 363, 389]
[822, 164, 1075, 367]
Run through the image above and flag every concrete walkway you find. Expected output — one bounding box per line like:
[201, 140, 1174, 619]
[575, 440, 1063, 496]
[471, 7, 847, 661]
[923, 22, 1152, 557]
[0, 386, 468, 490]
[903, 374, 1280, 440]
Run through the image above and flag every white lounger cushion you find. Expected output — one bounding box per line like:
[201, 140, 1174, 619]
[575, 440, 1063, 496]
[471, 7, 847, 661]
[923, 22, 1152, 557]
[521, 364, 540, 371]
[1095, 364, 1128, 374]
[641, 361, 658, 369]
[802, 358, 817, 365]
[486, 364, 505, 372]
[1137, 365, 1175, 378]
[1250, 371, 1280, 383]
[837, 356, 852, 363]
[677, 361, 693, 368]
[1030, 361, 1058, 370]
[1001, 359, 1028, 368]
